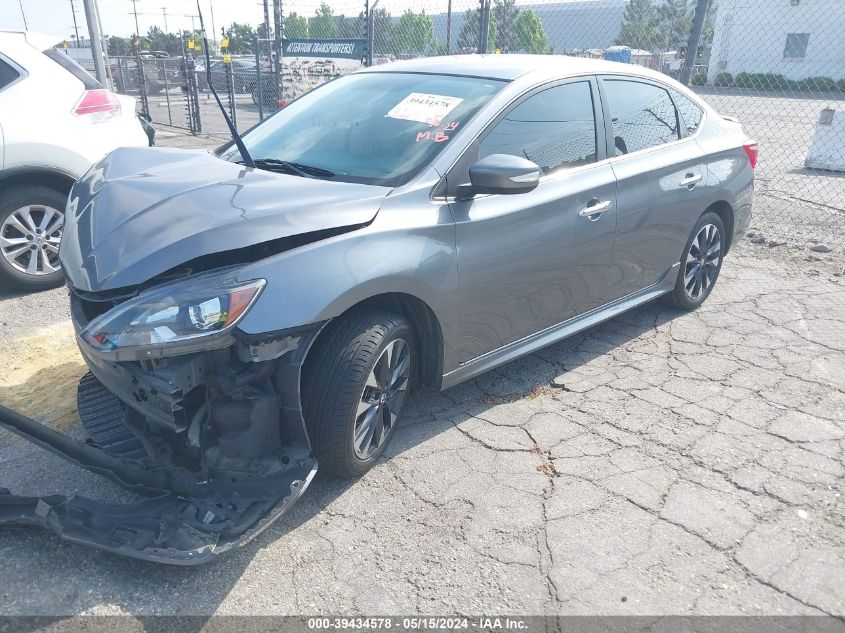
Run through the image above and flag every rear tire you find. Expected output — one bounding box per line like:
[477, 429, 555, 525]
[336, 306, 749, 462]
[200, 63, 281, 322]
[302, 309, 415, 478]
[0, 186, 67, 292]
[663, 211, 726, 310]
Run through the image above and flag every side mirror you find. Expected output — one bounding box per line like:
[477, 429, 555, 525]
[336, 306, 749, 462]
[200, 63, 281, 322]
[468, 154, 540, 196]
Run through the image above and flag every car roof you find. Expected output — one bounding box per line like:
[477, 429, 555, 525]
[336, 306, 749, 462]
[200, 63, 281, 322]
[359, 54, 665, 82]
[0, 30, 63, 52]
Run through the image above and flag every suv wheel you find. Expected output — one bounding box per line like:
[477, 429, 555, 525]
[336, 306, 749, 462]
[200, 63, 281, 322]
[663, 211, 726, 310]
[0, 186, 67, 291]
[302, 309, 415, 478]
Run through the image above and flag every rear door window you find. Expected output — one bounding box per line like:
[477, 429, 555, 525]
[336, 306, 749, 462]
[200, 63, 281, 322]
[670, 89, 704, 135]
[479, 81, 598, 175]
[43, 48, 102, 89]
[603, 79, 680, 156]
[0, 58, 21, 91]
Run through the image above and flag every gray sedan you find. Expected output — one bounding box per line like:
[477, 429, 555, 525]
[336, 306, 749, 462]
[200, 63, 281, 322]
[0, 55, 755, 563]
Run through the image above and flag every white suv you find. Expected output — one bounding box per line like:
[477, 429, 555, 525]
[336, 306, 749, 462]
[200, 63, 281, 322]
[0, 31, 149, 291]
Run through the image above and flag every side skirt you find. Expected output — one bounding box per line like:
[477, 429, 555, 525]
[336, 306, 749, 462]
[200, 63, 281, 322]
[440, 263, 679, 390]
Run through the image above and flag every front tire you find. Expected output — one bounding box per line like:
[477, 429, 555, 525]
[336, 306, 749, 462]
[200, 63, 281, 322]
[0, 186, 67, 292]
[302, 309, 414, 478]
[663, 211, 726, 310]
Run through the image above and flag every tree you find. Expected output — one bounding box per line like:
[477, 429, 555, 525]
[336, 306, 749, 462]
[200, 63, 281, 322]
[338, 14, 364, 38]
[395, 10, 434, 54]
[515, 10, 551, 54]
[311, 3, 339, 39]
[457, 7, 497, 52]
[493, 0, 520, 52]
[655, 0, 691, 51]
[108, 35, 131, 56]
[371, 8, 395, 55]
[285, 12, 309, 39]
[615, 0, 660, 50]
[222, 22, 256, 54]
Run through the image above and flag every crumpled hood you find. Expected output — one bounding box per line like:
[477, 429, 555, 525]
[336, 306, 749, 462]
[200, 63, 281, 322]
[60, 147, 390, 292]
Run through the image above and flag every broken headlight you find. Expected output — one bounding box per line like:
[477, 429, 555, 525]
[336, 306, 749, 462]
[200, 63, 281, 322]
[79, 268, 265, 359]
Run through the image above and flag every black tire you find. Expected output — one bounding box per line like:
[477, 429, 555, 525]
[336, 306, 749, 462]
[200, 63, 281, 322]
[0, 186, 67, 292]
[302, 309, 415, 478]
[663, 211, 726, 310]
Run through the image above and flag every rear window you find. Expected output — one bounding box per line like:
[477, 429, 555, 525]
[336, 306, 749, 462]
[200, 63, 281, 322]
[0, 58, 20, 90]
[43, 48, 102, 89]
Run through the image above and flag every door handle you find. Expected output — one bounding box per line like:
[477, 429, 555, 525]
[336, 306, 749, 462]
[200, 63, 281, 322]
[680, 173, 703, 188]
[579, 199, 613, 219]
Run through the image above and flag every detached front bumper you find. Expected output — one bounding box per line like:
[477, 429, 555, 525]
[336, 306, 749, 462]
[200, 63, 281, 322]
[0, 402, 316, 565]
[0, 294, 325, 564]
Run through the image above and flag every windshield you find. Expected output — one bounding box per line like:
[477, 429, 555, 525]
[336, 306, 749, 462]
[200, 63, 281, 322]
[223, 72, 506, 186]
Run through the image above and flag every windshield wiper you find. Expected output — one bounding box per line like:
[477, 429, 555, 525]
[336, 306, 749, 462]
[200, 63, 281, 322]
[240, 158, 335, 179]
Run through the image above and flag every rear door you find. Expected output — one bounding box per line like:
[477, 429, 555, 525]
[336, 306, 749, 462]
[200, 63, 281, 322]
[0, 53, 27, 170]
[448, 77, 618, 362]
[599, 76, 708, 301]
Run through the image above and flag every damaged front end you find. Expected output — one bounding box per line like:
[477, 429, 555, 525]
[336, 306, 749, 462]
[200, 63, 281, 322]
[0, 268, 322, 564]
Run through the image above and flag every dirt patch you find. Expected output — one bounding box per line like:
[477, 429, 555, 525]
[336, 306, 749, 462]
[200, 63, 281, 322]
[0, 320, 86, 446]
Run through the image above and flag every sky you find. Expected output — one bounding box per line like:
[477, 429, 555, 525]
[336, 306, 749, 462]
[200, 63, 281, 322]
[2, 0, 602, 41]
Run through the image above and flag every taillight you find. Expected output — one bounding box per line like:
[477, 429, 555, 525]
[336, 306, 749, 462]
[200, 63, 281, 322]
[743, 142, 759, 170]
[74, 89, 121, 116]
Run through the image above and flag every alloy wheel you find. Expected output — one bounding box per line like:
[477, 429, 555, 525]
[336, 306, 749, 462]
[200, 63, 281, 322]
[684, 223, 721, 301]
[353, 338, 411, 460]
[0, 205, 64, 276]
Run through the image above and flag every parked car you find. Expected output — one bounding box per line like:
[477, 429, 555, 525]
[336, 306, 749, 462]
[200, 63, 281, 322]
[201, 58, 258, 93]
[0, 55, 755, 563]
[111, 56, 182, 95]
[0, 31, 149, 290]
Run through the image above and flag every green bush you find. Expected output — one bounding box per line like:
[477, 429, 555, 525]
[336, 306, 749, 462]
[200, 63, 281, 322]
[714, 72, 733, 87]
[803, 76, 838, 92]
[690, 71, 708, 85]
[838, 79, 845, 92]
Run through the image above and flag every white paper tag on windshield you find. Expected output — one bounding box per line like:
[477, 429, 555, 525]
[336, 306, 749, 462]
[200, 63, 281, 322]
[386, 92, 464, 125]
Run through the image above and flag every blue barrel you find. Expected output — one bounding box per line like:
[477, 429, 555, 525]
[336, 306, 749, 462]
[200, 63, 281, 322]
[604, 46, 632, 64]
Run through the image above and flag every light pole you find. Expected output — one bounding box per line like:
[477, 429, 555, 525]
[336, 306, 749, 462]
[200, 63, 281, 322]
[82, 0, 108, 84]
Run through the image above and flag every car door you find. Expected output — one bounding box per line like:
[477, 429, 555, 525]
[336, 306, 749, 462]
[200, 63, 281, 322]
[598, 76, 709, 300]
[446, 77, 618, 363]
[0, 54, 26, 169]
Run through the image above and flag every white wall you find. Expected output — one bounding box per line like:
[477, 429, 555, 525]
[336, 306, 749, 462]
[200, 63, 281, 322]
[708, 0, 845, 82]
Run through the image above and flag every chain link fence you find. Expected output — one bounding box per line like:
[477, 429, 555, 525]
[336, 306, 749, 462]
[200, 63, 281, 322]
[107, 0, 844, 253]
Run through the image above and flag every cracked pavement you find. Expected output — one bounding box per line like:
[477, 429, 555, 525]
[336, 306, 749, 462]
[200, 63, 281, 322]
[0, 246, 843, 616]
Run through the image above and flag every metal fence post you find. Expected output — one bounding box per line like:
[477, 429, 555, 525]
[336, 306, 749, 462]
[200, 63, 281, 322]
[226, 60, 238, 132]
[479, 0, 491, 54]
[365, 0, 374, 67]
[136, 49, 149, 119]
[255, 35, 265, 121]
[680, 0, 711, 85]
[117, 56, 126, 93]
[161, 60, 173, 127]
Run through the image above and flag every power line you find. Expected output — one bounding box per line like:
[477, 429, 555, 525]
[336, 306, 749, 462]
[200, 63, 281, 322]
[18, 0, 28, 29]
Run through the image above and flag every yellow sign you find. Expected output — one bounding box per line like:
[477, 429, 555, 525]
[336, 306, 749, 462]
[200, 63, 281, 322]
[63, 41, 68, 49]
[221, 37, 230, 48]
[187, 39, 195, 49]
[223, 53, 231, 63]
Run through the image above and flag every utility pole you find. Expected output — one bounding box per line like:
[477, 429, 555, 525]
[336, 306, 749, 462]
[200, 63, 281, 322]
[161, 7, 168, 31]
[18, 0, 28, 29]
[69, 0, 81, 47]
[82, 0, 108, 84]
[263, 0, 271, 39]
[209, 1, 217, 54]
[680, 0, 710, 85]
[130, 0, 141, 44]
